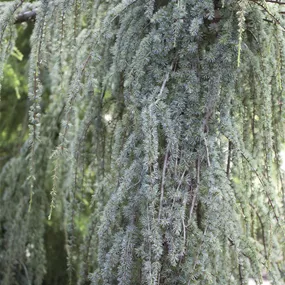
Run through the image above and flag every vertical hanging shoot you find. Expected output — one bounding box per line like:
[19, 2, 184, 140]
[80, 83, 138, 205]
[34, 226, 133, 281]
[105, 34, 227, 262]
[237, 0, 247, 67]
[27, 0, 49, 211]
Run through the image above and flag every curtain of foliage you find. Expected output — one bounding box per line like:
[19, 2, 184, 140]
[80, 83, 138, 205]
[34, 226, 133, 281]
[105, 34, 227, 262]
[1, 0, 285, 284]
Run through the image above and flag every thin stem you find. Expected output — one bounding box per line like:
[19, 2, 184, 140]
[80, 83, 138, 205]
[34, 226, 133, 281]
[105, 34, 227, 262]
[189, 158, 200, 221]
[226, 141, 232, 178]
[158, 148, 169, 221]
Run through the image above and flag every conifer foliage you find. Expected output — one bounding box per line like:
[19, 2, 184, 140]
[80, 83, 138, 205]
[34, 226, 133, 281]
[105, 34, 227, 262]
[1, 0, 285, 284]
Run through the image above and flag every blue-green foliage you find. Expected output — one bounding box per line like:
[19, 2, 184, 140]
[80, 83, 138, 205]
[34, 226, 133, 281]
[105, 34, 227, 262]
[0, 0, 285, 284]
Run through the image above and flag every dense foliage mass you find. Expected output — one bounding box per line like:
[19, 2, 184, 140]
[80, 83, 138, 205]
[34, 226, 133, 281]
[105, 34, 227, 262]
[1, 0, 285, 284]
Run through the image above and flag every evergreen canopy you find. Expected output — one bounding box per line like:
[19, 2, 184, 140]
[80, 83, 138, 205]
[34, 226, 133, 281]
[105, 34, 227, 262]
[1, 0, 285, 284]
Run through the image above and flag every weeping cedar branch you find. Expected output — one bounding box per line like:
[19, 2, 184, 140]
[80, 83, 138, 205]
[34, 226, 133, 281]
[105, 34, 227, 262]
[10, 0, 285, 25]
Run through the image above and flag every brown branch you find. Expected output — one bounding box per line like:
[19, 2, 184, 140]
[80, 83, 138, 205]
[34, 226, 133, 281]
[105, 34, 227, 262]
[189, 157, 200, 221]
[265, 0, 285, 4]
[250, 0, 285, 30]
[10, 0, 285, 26]
[250, 203, 268, 259]
[14, 10, 36, 24]
[0, 2, 38, 24]
[238, 263, 244, 285]
[240, 152, 280, 226]
[0, 0, 24, 42]
[226, 141, 232, 178]
[158, 148, 169, 221]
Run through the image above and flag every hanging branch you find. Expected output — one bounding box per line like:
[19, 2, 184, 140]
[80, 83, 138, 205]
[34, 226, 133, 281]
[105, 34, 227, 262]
[0, 2, 38, 24]
[14, 10, 36, 24]
[265, 0, 285, 4]
[250, 0, 285, 30]
[7, 0, 285, 26]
